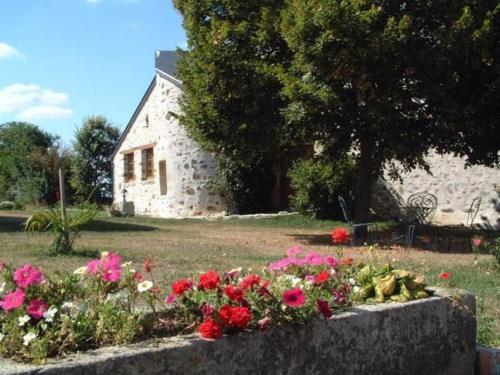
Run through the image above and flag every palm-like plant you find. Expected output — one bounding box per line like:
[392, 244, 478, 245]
[25, 205, 99, 255]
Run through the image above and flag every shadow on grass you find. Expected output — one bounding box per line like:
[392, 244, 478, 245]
[0, 216, 159, 233]
[37, 248, 101, 259]
[0, 215, 26, 232]
[82, 220, 159, 233]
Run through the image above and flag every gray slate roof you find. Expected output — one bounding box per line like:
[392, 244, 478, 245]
[155, 50, 179, 78]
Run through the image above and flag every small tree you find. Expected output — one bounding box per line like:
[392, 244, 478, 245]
[70, 116, 120, 204]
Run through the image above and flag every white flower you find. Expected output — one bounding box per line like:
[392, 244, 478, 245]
[137, 280, 153, 293]
[0, 281, 5, 294]
[18, 315, 31, 327]
[40, 323, 48, 331]
[23, 332, 37, 346]
[43, 306, 58, 323]
[348, 278, 356, 286]
[101, 251, 109, 258]
[129, 269, 136, 274]
[73, 266, 87, 275]
[61, 302, 75, 310]
[353, 286, 360, 293]
[0, 333, 4, 342]
[285, 275, 302, 287]
[122, 261, 132, 268]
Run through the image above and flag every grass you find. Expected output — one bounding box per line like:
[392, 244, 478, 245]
[0, 210, 498, 347]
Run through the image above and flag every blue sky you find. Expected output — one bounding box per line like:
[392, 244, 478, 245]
[0, 0, 186, 144]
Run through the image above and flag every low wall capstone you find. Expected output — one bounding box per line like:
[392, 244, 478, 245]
[1, 288, 476, 375]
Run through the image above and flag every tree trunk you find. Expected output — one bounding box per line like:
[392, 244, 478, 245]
[354, 138, 375, 238]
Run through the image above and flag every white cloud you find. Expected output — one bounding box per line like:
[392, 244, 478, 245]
[0, 42, 22, 60]
[0, 84, 74, 121]
[18, 105, 74, 121]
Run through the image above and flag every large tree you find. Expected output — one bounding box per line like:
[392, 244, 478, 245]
[70, 116, 120, 204]
[280, 0, 500, 221]
[173, 0, 293, 213]
[0, 122, 65, 204]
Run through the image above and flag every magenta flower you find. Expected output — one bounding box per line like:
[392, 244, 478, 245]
[86, 259, 101, 275]
[316, 299, 333, 319]
[283, 288, 305, 308]
[323, 255, 340, 268]
[27, 299, 49, 320]
[103, 268, 121, 282]
[14, 264, 44, 289]
[164, 294, 176, 305]
[201, 303, 215, 318]
[0, 288, 25, 311]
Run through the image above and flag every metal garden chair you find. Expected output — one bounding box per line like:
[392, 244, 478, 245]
[445, 196, 482, 251]
[338, 196, 378, 246]
[404, 192, 438, 249]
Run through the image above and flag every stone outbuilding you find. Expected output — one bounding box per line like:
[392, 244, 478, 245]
[111, 51, 225, 218]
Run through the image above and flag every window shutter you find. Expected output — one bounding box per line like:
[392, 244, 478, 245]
[141, 149, 147, 180]
[123, 155, 129, 180]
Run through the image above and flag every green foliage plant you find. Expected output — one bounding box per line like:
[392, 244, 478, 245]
[25, 205, 99, 255]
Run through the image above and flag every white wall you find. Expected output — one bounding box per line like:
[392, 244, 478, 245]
[112, 74, 226, 218]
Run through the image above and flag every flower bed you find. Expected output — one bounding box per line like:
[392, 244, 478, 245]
[0, 236, 436, 364]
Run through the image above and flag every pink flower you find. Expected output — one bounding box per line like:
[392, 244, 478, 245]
[333, 290, 347, 304]
[0, 288, 25, 311]
[473, 238, 482, 247]
[305, 252, 324, 266]
[305, 275, 315, 283]
[201, 303, 215, 319]
[316, 299, 333, 319]
[14, 264, 44, 289]
[27, 299, 49, 320]
[86, 252, 122, 282]
[258, 317, 271, 331]
[164, 294, 176, 305]
[102, 267, 121, 282]
[323, 255, 340, 268]
[286, 246, 303, 259]
[283, 288, 305, 308]
[0, 261, 4, 272]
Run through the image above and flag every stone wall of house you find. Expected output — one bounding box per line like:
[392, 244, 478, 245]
[112, 74, 226, 218]
[374, 151, 500, 228]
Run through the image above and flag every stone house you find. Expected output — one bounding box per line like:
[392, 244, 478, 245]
[111, 51, 225, 218]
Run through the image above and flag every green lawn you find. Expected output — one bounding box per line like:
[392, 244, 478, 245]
[0, 210, 498, 347]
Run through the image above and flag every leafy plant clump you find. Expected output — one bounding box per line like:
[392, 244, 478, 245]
[25, 205, 99, 255]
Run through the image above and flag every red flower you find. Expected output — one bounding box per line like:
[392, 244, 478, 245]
[331, 227, 351, 245]
[439, 272, 452, 280]
[0, 261, 4, 272]
[259, 280, 272, 297]
[199, 271, 221, 290]
[224, 285, 244, 302]
[314, 270, 330, 285]
[172, 279, 193, 296]
[239, 274, 261, 290]
[316, 299, 333, 319]
[198, 318, 223, 339]
[218, 305, 252, 329]
[283, 288, 305, 308]
[144, 257, 153, 273]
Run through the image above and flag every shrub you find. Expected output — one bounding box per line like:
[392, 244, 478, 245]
[288, 158, 357, 219]
[0, 201, 15, 210]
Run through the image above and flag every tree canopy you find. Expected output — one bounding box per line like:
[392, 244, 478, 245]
[70, 115, 120, 204]
[280, 0, 500, 220]
[173, 0, 293, 212]
[0, 122, 66, 205]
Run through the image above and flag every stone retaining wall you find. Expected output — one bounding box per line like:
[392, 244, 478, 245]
[2, 288, 475, 375]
